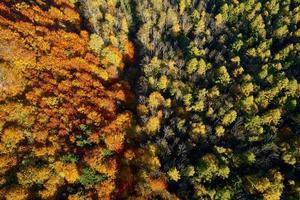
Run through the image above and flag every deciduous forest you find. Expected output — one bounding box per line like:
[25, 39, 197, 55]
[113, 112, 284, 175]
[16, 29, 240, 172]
[0, 0, 299, 199]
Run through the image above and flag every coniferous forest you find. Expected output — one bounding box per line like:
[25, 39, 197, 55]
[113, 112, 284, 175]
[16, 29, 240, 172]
[0, 0, 299, 199]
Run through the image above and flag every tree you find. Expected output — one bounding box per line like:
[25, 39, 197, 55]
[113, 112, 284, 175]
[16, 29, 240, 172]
[196, 154, 230, 182]
[168, 168, 181, 182]
[0, 1, 134, 198]
[222, 110, 237, 126]
[216, 66, 231, 86]
[244, 170, 284, 200]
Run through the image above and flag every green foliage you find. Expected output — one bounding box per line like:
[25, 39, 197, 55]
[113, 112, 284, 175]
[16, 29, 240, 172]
[102, 149, 114, 157]
[131, 0, 300, 199]
[79, 168, 107, 187]
[196, 154, 230, 182]
[61, 154, 80, 164]
[75, 135, 92, 147]
[120, 0, 133, 25]
[1, 0, 299, 199]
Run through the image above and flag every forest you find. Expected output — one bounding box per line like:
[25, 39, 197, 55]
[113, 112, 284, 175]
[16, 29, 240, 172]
[0, 0, 299, 199]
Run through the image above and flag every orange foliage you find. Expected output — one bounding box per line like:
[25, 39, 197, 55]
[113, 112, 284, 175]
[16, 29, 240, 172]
[124, 149, 136, 161]
[0, 1, 134, 199]
[0, 154, 17, 175]
[4, 186, 29, 200]
[0, 63, 25, 101]
[95, 180, 116, 200]
[54, 161, 80, 183]
[39, 175, 64, 199]
[1, 128, 24, 151]
[84, 147, 118, 178]
[124, 40, 135, 64]
[149, 178, 167, 191]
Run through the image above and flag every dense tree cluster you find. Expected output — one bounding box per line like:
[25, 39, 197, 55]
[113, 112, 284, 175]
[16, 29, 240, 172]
[131, 0, 300, 199]
[0, 0, 134, 199]
[0, 0, 299, 200]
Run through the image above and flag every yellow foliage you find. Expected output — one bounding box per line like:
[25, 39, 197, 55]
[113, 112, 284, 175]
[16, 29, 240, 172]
[137, 104, 149, 116]
[0, 63, 25, 101]
[84, 147, 117, 177]
[68, 193, 93, 200]
[246, 170, 284, 200]
[149, 156, 161, 169]
[39, 175, 64, 199]
[0, 154, 17, 175]
[68, 194, 82, 200]
[1, 128, 24, 150]
[0, 1, 134, 198]
[158, 75, 168, 90]
[105, 132, 125, 152]
[95, 180, 116, 200]
[215, 14, 224, 26]
[89, 34, 104, 54]
[32, 131, 49, 143]
[17, 166, 52, 186]
[0, 103, 35, 131]
[222, 110, 237, 126]
[215, 125, 225, 137]
[33, 144, 58, 157]
[101, 46, 124, 69]
[233, 66, 244, 77]
[168, 168, 181, 182]
[5, 186, 28, 200]
[137, 147, 161, 170]
[148, 92, 165, 108]
[145, 116, 161, 134]
[207, 86, 220, 98]
[191, 122, 206, 137]
[54, 161, 80, 184]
